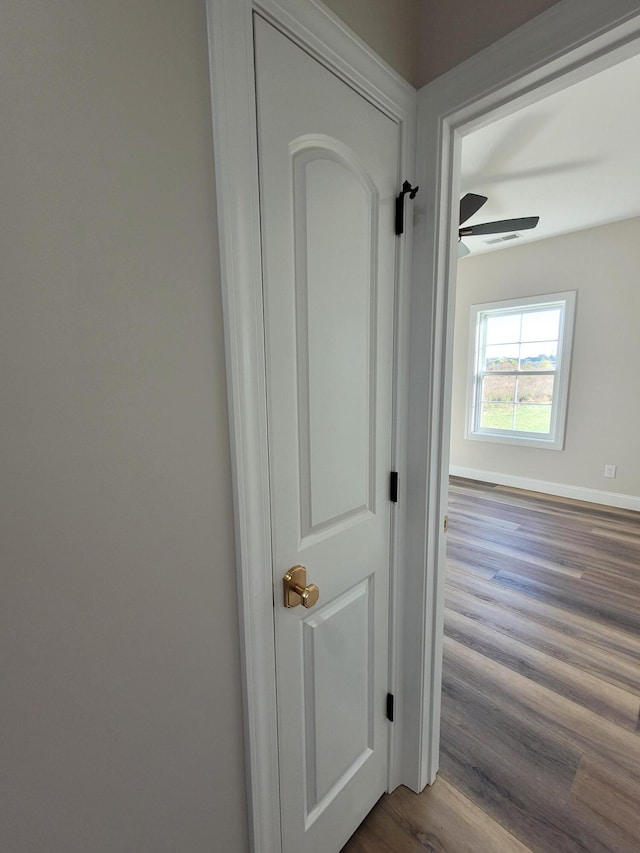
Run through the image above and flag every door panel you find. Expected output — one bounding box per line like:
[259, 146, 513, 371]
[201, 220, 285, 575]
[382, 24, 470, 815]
[254, 15, 399, 852]
[303, 577, 373, 819]
[292, 139, 377, 535]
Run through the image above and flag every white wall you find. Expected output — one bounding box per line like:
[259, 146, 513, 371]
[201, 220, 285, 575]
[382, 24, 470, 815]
[0, 2, 248, 851]
[451, 217, 640, 503]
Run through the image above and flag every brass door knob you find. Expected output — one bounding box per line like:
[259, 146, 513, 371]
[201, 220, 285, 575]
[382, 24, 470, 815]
[283, 565, 320, 609]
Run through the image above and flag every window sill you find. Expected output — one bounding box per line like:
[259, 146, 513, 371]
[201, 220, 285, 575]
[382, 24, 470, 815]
[465, 430, 565, 451]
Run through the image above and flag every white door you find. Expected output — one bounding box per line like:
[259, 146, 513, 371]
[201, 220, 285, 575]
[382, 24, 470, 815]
[254, 15, 399, 853]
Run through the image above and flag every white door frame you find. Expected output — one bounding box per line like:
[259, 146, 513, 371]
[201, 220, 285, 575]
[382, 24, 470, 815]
[413, 0, 640, 808]
[205, 3, 416, 851]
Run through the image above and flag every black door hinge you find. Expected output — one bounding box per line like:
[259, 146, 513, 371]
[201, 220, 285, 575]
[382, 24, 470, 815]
[389, 471, 398, 503]
[386, 693, 395, 722]
[395, 180, 419, 236]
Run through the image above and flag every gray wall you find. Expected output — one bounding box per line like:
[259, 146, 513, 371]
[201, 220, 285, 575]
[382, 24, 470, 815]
[0, 2, 247, 851]
[451, 218, 640, 500]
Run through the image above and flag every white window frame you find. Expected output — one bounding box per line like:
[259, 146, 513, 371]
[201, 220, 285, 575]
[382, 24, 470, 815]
[465, 291, 576, 450]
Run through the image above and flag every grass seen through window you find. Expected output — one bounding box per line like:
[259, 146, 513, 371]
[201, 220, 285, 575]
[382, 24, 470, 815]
[480, 401, 552, 433]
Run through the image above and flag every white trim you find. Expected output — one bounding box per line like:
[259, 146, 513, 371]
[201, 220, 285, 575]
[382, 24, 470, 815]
[205, 1, 416, 850]
[450, 466, 640, 513]
[205, 4, 279, 852]
[415, 0, 640, 789]
[256, 0, 414, 119]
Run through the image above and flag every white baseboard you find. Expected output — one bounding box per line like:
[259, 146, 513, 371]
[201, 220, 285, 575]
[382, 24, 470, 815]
[449, 466, 640, 513]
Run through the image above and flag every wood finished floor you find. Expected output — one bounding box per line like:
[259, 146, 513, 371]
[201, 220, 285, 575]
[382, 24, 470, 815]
[342, 477, 640, 852]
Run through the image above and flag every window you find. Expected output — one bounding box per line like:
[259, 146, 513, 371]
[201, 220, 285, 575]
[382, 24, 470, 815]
[466, 291, 576, 449]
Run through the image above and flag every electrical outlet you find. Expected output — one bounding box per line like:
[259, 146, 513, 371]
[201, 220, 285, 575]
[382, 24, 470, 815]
[604, 464, 617, 479]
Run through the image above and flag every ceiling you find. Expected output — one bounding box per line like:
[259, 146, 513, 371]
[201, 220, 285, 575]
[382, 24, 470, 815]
[459, 49, 640, 257]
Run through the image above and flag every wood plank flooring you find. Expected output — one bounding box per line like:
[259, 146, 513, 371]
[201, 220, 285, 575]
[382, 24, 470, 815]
[342, 477, 640, 852]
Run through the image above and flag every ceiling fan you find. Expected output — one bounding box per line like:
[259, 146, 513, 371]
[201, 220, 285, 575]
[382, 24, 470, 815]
[458, 193, 539, 257]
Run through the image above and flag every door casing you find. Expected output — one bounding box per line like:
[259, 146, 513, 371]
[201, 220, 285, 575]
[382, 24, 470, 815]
[206, 1, 640, 851]
[205, 3, 415, 851]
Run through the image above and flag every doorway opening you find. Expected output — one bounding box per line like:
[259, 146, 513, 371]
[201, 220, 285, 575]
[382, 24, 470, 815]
[442, 35, 640, 852]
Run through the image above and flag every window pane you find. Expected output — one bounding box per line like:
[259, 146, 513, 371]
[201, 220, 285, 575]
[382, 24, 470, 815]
[519, 341, 558, 370]
[521, 309, 560, 342]
[483, 344, 519, 371]
[482, 374, 516, 402]
[514, 403, 552, 433]
[485, 312, 521, 345]
[480, 402, 514, 430]
[517, 374, 554, 403]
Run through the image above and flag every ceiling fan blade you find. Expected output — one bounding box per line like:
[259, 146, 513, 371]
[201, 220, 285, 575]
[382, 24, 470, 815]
[459, 216, 539, 237]
[459, 193, 488, 226]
